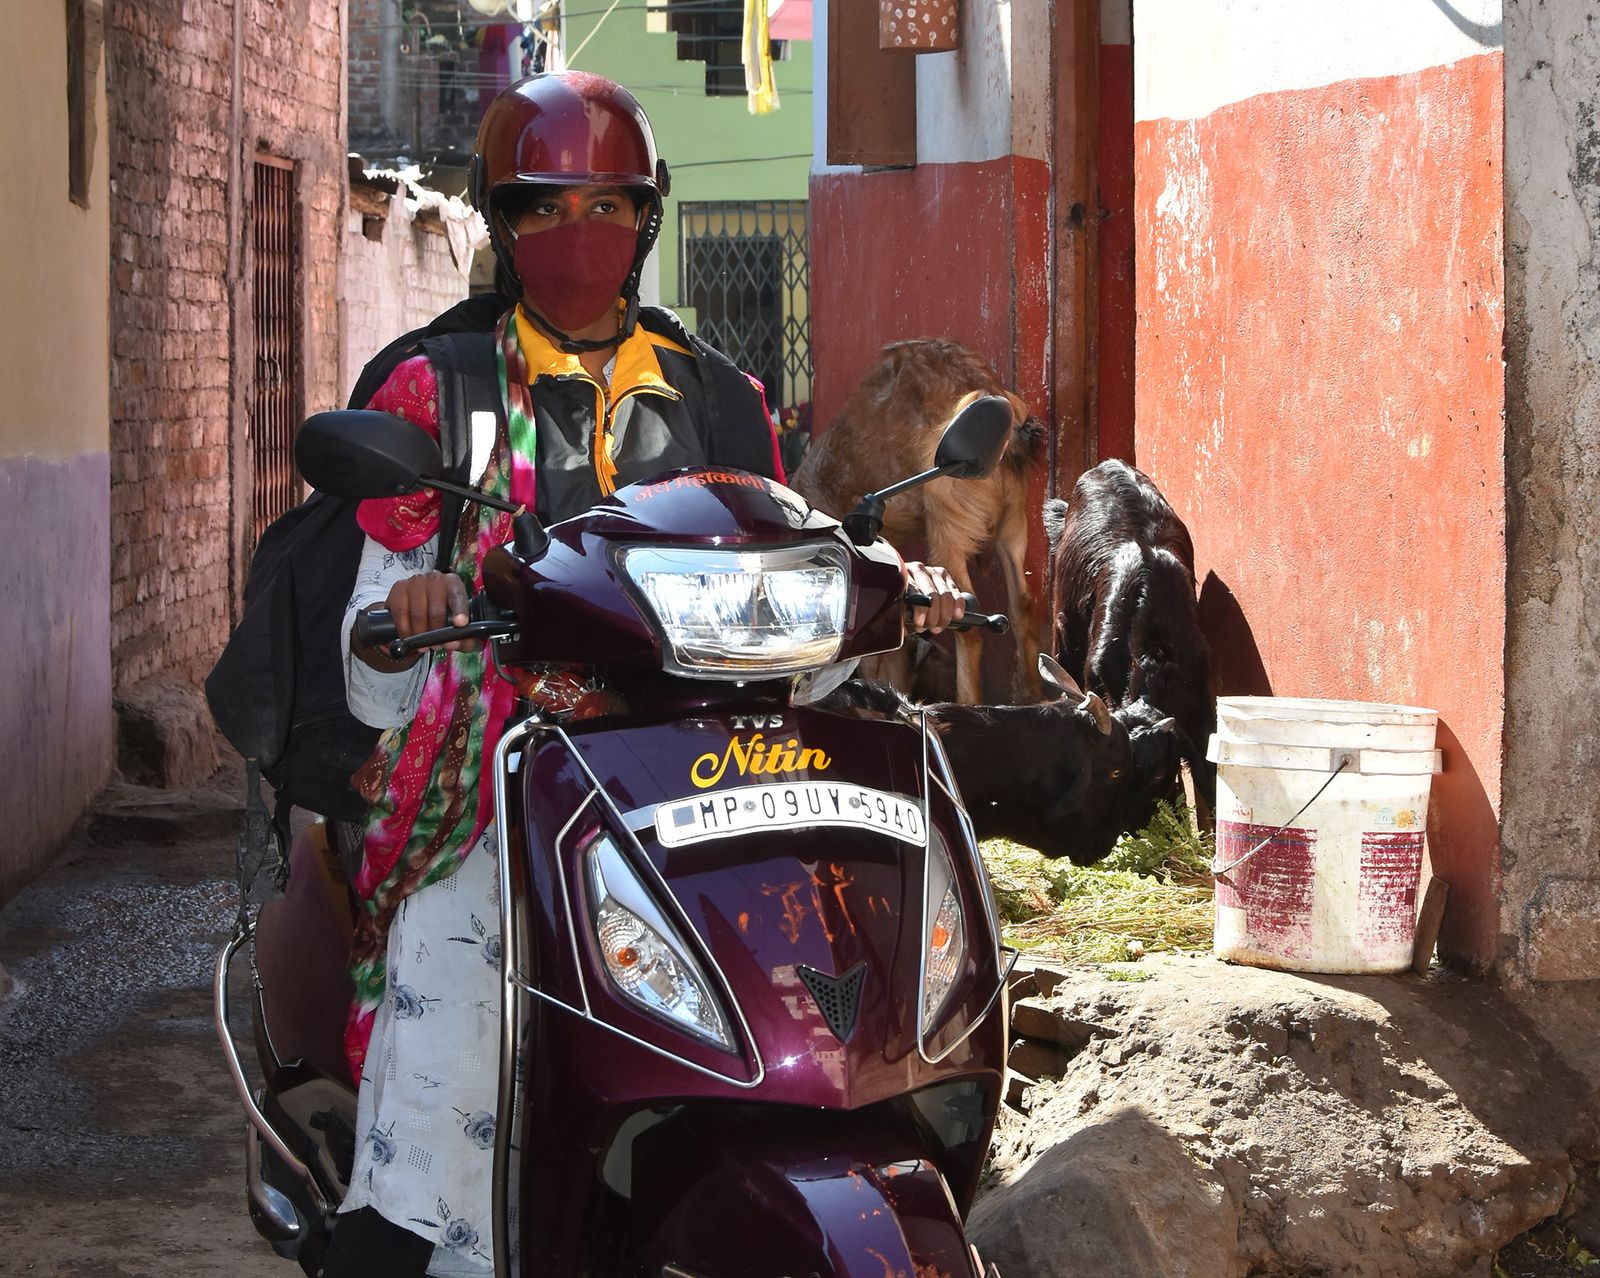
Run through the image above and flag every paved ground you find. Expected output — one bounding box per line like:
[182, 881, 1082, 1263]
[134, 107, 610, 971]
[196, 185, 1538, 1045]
[0, 769, 287, 1278]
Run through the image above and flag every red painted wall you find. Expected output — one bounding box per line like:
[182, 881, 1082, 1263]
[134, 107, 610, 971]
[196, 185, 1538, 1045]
[810, 156, 1052, 431]
[1097, 38, 1135, 465]
[1135, 56, 1506, 967]
[809, 156, 1055, 700]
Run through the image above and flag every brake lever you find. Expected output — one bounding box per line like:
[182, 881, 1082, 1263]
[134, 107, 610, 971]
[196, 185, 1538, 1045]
[383, 619, 518, 660]
[903, 591, 1011, 635]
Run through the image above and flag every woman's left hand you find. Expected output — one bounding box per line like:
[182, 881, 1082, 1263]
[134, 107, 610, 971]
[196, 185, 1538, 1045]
[905, 561, 966, 634]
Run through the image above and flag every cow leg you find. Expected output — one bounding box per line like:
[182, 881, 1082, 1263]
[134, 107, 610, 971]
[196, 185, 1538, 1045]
[923, 485, 989, 705]
[995, 498, 1044, 703]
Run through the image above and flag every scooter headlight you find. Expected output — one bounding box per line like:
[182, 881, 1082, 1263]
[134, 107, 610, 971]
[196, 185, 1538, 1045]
[921, 830, 969, 1034]
[619, 543, 848, 679]
[585, 835, 734, 1052]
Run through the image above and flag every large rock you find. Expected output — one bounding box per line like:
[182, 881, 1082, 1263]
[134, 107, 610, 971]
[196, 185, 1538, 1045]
[974, 1107, 1241, 1277]
[971, 956, 1598, 1278]
[114, 677, 219, 788]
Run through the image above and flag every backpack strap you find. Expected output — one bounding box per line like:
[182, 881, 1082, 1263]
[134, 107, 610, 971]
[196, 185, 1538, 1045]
[420, 331, 506, 572]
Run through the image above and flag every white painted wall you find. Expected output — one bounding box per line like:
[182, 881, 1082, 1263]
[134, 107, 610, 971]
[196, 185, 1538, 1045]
[1135, 0, 1502, 123]
[342, 197, 474, 400]
[915, 0, 1014, 165]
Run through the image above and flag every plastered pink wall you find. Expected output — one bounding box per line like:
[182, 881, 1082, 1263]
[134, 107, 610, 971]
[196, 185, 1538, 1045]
[1135, 55, 1506, 967]
[810, 156, 1052, 431]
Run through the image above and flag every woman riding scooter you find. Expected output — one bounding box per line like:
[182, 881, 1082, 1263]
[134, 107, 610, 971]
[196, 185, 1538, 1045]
[327, 71, 967, 1278]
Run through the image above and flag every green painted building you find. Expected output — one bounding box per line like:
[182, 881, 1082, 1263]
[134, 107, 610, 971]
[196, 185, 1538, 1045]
[564, 2, 814, 411]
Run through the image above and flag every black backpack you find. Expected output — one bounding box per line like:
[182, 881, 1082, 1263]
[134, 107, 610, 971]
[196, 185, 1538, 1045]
[205, 295, 511, 844]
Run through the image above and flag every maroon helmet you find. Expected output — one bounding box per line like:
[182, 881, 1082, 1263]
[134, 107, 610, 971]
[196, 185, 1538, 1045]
[472, 72, 672, 312]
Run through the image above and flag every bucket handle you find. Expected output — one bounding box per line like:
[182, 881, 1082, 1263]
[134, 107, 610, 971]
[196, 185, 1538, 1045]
[1211, 751, 1355, 876]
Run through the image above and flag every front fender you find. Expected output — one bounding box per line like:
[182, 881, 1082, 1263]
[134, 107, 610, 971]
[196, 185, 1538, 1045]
[629, 1109, 979, 1278]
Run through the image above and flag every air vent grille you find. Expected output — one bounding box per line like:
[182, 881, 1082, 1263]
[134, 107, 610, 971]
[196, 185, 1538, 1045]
[796, 962, 867, 1042]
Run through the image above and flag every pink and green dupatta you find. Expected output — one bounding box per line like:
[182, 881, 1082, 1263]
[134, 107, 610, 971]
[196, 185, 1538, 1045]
[342, 312, 537, 1076]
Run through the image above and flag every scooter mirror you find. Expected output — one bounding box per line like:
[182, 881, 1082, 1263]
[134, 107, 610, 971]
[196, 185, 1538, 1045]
[296, 410, 443, 498]
[933, 395, 1014, 480]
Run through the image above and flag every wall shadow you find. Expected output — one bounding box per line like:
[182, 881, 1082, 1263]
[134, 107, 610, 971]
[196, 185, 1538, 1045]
[1197, 569, 1272, 696]
[1427, 716, 1502, 969]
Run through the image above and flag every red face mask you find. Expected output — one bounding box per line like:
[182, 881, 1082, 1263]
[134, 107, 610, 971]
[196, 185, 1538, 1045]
[514, 220, 639, 332]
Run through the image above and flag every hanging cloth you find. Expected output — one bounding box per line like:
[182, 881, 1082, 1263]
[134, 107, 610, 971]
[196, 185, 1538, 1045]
[742, 0, 779, 115]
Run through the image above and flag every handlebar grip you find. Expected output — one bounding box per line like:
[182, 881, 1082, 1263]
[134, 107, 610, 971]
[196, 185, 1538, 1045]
[355, 601, 519, 660]
[904, 591, 1011, 634]
[353, 607, 399, 652]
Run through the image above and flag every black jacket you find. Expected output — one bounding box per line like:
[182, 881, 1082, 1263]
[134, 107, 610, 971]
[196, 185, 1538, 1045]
[524, 304, 781, 525]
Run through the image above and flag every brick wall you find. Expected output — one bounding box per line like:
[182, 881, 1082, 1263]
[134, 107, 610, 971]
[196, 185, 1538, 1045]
[342, 188, 473, 399]
[349, 0, 495, 162]
[349, 0, 394, 156]
[107, 0, 345, 690]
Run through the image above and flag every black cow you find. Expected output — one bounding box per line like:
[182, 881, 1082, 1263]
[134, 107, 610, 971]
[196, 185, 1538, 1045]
[821, 655, 1181, 865]
[1043, 459, 1215, 814]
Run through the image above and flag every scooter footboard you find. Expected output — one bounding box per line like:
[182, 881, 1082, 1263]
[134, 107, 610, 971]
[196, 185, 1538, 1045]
[628, 1109, 979, 1278]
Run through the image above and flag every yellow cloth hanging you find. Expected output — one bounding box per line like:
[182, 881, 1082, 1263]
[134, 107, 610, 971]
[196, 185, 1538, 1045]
[742, 0, 779, 115]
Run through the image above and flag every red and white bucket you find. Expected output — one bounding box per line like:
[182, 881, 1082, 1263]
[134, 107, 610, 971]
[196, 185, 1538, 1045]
[1207, 697, 1442, 973]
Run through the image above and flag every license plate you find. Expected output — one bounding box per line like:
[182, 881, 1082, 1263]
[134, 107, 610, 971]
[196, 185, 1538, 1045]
[655, 782, 926, 848]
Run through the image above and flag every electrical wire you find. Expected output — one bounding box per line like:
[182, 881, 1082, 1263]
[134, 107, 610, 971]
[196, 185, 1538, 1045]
[564, 0, 626, 64]
[351, 0, 758, 30]
[670, 151, 811, 169]
[386, 70, 811, 93]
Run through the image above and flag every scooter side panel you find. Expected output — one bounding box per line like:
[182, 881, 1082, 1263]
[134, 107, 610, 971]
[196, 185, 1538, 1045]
[254, 825, 357, 1088]
[510, 705, 1007, 1274]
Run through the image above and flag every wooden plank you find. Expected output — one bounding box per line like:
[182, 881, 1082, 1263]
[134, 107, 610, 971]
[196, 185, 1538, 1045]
[826, 0, 916, 167]
[1412, 875, 1450, 974]
[1049, 0, 1101, 490]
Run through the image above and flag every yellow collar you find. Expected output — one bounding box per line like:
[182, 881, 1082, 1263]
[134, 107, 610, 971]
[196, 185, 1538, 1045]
[513, 305, 690, 401]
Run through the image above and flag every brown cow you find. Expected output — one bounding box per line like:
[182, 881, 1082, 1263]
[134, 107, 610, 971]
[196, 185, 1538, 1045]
[790, 339, 1047, 703]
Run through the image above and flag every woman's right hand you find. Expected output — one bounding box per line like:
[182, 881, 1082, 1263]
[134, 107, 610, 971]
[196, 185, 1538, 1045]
[353, 571, 479, 671]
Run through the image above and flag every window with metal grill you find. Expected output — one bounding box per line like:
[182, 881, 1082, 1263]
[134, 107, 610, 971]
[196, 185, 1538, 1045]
[680, 200, 812, 413]
[251, 155, 302, 549]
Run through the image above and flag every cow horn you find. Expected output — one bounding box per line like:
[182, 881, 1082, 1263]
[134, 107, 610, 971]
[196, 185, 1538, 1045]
[1037, 652, 1085, 700]
[1152, 716, 1177, 733]
[1085, 691, 1114, 735]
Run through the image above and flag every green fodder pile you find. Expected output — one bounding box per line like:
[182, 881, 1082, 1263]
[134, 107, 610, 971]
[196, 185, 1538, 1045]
[983, 800, 1216, 964]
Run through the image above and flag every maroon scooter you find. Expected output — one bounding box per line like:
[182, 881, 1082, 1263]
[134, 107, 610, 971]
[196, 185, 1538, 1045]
[215, 398, 1019, 1278]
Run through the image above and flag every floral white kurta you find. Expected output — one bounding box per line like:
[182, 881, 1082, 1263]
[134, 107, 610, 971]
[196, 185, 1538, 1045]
[338, 533, 503, 1278]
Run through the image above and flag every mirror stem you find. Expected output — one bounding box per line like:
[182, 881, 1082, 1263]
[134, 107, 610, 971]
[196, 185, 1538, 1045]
[425, 475, 521, 515]
[842, 494, 886, 547]
[841, 463, 953, 546]
[415, 477, 547, 561]
[873, 464, 947, 505]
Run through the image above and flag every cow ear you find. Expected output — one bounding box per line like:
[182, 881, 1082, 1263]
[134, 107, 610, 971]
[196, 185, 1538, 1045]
[1084, 691, 1115, 736]
[1037, 652, 1084, 700]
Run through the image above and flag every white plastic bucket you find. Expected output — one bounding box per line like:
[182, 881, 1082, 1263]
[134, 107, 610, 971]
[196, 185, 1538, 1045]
[1207, 697, 1442, 974]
